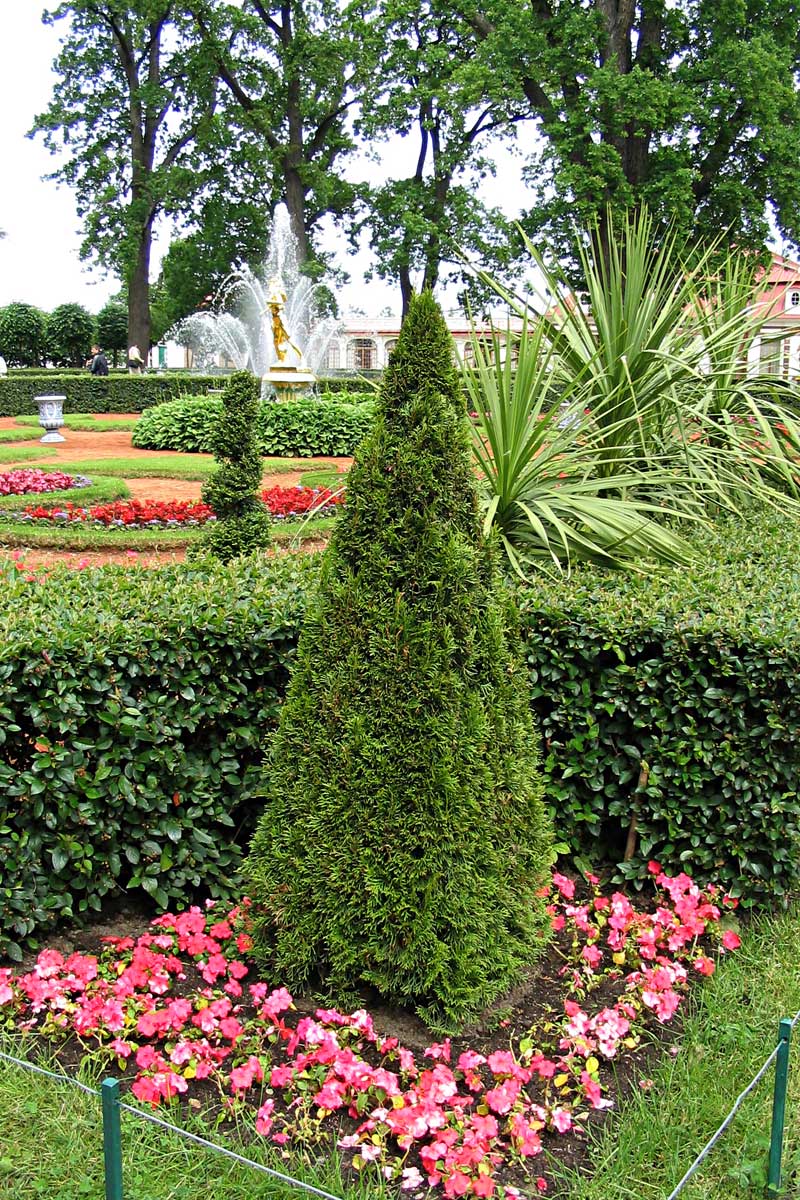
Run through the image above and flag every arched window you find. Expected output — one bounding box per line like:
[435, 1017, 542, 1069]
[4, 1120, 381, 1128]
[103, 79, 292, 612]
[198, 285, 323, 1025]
[383, 339, 398, 363]
[325, 342, 341, 369]
[347, 337, 377, 370]
[791, 291, 800, 308]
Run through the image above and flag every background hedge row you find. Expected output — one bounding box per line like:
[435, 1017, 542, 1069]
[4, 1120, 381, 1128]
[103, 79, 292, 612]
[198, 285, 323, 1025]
[1, 512, 798, 955]
[0, 374, 225, 416]
[132, 393, 376, 457]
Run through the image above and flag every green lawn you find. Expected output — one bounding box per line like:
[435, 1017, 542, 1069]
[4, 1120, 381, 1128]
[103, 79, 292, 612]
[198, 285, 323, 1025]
[0, 1045, 380, 1200]
[13, 414, 140, 432]
[0, 446, 57, 464]
[0, 456, 345, 481]
[0, 515, 335, 551]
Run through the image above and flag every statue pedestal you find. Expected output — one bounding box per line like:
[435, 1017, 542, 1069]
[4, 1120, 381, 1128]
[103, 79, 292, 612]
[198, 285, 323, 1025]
[263, 364, 317, 403]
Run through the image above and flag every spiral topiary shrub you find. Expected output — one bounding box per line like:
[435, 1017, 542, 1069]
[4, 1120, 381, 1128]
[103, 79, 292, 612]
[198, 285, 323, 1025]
[191, 371, 271, 562]
[244, 292, 553, 1030]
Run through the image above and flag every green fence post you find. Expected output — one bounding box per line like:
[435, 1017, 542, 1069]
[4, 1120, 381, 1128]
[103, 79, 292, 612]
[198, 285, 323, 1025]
[101, 1078, 124, 1200]
[767, 1018, 793, 1196]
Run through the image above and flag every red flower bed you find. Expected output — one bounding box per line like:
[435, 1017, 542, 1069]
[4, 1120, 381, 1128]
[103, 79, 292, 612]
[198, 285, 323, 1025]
[20, 486, 345, 528]
[0, 469, 77, 496]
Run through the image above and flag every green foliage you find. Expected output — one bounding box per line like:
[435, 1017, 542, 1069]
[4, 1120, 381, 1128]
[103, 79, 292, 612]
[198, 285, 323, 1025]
[0, 303, 48, 367]
[244, 291, 553, 1029]
[468, 212, 800, 573]
[357, 0, 520, 313]
[45, 303, 95, 367]
[95, 301, 128, 366]
[193, 372, 271, 562]
[463, 0, 800, 272]
[0, 555, 312, 959]
[133, 392, 376, 455]
[0, 374, 223, 416]
[32, 3, 218, 351]
[519, 512, 800, 906]
[3, 509, 800, 955]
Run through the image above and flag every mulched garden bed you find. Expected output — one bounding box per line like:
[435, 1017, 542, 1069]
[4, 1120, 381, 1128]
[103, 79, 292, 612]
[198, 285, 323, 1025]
[0, 866, 741, 1199]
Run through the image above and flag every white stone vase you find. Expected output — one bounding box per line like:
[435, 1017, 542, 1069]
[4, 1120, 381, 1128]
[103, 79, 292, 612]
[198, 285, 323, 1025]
[36, 395, 66, 443]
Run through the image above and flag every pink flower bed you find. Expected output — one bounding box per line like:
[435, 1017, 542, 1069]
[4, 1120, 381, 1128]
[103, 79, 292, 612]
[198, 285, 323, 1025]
[0, 865, 740, 1197]
[0, 469, 79, 495]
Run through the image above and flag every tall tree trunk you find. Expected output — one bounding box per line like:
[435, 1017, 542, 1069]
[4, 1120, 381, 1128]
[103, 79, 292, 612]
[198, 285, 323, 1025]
[128, 216, 153, 356]
[399, 266, 414, 319]
[284, 161, 310, 264]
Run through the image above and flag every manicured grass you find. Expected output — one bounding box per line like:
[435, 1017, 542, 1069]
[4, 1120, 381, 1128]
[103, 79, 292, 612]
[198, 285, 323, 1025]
[551, 906, 800, 1200]
[0, 1043, 379, 1200]
[14, 414, 140, 432]
[0, 445, 57, 463]
[0, 456, 344, 482]
[0, 514, 334, 551]
[0, 427, 41, 444]
[299, 469, 347, 490]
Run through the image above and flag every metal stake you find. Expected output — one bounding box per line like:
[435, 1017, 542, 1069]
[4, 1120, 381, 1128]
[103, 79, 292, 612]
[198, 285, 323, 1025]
[767, 1018, 793, 1196]
[101, 1078, 124, 1200]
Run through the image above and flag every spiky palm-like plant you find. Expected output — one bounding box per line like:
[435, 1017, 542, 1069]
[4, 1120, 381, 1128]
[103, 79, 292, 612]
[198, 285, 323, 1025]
[244, 291, 553, 1030]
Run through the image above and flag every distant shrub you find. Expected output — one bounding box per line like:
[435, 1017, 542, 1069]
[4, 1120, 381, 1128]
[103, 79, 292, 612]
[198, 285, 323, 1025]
[192, 372, 271, 562]
[133, 393, 376, 456]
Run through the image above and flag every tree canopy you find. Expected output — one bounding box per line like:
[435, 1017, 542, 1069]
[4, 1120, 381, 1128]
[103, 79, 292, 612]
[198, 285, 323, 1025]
[31, 1, 219, 351]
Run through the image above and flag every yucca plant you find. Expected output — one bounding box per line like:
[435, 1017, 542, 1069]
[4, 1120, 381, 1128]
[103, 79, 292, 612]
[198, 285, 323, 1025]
[464, 315, 703, 574]
[467, 209, 800, 573]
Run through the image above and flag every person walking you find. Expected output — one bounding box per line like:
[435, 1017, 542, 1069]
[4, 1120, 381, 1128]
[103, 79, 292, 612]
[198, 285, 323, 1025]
[127, 345, 144, 373]
[89, 345, 109, 376]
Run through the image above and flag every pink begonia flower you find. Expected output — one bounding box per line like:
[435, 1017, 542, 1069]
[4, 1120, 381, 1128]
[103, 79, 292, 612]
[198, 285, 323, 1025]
[443, 1171, 471, 1197]
[552, 872, 575, 899]
[255, 1099, 274, 1136]
[359, 1145, 382, 1163]
[485, 1078, 520, 1115]
[721, 930, 741, 951]
[581, 944, 602, 969]
[398, 1046, 417, 1074]
[471, 1174, 495, 1197]
[457, 1050, 486, 1072]
[131, 1075, 161, 1106]
[425, 1038, 452, 1062]
[550, 1108, 573, 1134]
[693, 956, 715, 976]
[400, 1167, 424, 1190]
[270, 1063, 295, 1088]
[536, 1178, 549, 1193]
[260, 987, 293, 1018]
[110, 1039, 133, 1058]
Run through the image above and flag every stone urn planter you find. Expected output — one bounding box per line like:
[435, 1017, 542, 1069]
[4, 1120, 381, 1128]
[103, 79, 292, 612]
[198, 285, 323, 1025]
[35, 395, 66, 443]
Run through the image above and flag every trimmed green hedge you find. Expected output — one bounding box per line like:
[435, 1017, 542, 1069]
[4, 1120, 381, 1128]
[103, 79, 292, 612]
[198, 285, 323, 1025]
[0, 374, 224, 416]
[2, 513, 799, 955]
[519, 514, 800, 905]
[133, 394, 376, 456]
[0, 556, 312, 958]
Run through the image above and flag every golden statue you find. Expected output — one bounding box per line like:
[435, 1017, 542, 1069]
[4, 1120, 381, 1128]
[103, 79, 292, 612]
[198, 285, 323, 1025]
[264, 276, 306, 367]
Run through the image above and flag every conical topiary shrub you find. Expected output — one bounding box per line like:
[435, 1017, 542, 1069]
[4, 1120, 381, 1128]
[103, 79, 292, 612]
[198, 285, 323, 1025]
[245, 291, 552, 1029]
[191, 371, 271, 562]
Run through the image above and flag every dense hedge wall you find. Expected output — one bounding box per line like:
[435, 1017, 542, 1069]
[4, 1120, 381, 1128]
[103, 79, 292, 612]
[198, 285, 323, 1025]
[2, 512, 799, 955]
[0, 556, 312, 959]
[519, 515, 800, 905]
[133, 394, 376, 457]
[0, 374, 224, 416]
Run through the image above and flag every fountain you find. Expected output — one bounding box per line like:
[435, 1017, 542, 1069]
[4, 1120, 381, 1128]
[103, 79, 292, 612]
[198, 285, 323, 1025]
[171, 204, 339, 399]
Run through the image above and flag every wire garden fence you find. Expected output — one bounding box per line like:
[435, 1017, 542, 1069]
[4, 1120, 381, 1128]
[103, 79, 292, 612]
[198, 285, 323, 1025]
[0, 1014, 798, 1199]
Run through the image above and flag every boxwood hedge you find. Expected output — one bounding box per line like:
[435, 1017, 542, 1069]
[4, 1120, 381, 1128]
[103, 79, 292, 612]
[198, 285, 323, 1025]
[132, 394, 376, 457]
[1, 512, 799, 955]
[0, 374, 224, 416]
[0, 555, 312, 959]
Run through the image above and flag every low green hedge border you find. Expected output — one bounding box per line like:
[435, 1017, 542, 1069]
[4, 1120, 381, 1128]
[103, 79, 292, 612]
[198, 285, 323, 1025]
[133, 394, 376, 457]
[0, 375, 225, 417]
[1, 512, 798, 955]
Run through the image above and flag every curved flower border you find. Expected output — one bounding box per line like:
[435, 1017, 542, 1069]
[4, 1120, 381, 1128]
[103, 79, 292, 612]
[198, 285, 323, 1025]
[0, 866, 739, 1198]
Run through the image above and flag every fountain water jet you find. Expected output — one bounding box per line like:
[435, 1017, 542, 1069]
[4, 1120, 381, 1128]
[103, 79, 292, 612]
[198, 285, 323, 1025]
[169, 204, 339, 399]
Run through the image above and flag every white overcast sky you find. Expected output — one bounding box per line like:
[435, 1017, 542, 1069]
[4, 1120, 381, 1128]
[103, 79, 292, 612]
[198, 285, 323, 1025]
[0, 3, 530, 319]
